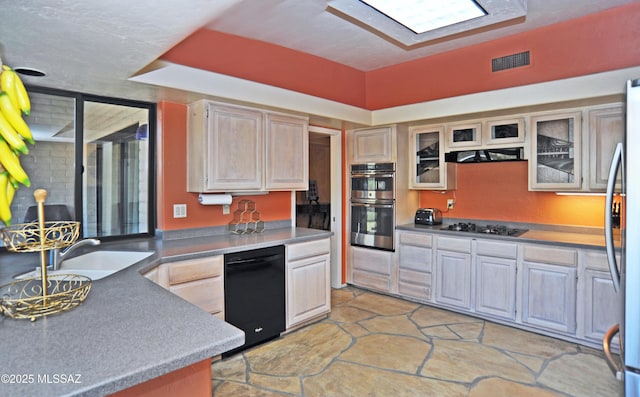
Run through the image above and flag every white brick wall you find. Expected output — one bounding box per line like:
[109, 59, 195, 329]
[11, 141, 75, 223]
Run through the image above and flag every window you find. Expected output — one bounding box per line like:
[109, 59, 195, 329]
[11, 87, 155, 241]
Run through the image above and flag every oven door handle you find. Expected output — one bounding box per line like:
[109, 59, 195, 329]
[350, 173, 395, 178]
[351, 201, 394, 209]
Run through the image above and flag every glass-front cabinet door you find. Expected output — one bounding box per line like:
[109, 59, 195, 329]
[529, 111, 582, 191]
[483, 117, 525, 147]
[409, 125, 455, 190]
[446, 121, 482, 149]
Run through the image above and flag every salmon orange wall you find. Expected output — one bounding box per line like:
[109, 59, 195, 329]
[162, 3, 640, 110]
[161, 29, 366, 108]
[366, 2, 640, 109]
[156, 4, 640, 231]
[157, 101, 291, 231]
[419, 162, 607, 227]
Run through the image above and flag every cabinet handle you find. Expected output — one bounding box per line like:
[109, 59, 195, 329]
[351, 173, 394, 178]
[350, 201, 394, 209]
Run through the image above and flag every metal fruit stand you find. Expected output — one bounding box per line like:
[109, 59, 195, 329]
[0, 189, 91, 321]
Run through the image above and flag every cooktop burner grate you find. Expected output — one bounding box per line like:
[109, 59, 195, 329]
[441, 222, 527, 237]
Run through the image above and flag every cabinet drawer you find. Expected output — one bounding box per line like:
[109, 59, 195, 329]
[352, 270, 392, 292]
[169, 277, 224, 315]
[398, 232, 432, 248]
[398, 281, 432, 301]
[168, 256, 223, 285]
[476, 240, 517, 259]
[287, 238, 330, 261]
[584, 250, 619, 271]
[436, 236, 472, 253]
[352, 247, 393, 275]
[399, 268, 432, 286]
[399, 245, 432, 272]
[523, 245, 577, 267]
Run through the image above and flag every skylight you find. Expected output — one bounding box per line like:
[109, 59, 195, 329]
[360, 0, 487, 34]
[327, 0, 527, 48]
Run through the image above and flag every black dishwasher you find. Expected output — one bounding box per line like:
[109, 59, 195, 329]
[223, 245, 285, 358]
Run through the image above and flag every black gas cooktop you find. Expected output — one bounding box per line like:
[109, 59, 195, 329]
[441, 222, 528, 237]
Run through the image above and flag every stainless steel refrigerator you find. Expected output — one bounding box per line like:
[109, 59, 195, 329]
[604, 79, 640, 396]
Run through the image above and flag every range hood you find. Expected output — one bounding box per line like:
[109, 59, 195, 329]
[445, 147, 525, 163]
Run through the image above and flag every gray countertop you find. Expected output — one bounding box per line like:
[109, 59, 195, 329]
[397, 222, 620, 249]
[0, 226, 331, 397]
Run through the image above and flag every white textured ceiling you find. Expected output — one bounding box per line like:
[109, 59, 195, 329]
[205, 0, 635, 71]
[0, 0, 636, 104]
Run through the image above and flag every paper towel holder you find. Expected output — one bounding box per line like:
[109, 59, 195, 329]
[198, 193, 233, 205]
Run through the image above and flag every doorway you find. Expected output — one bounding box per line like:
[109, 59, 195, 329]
[296, 133, 330, 230]
[292, 126, 343, 288]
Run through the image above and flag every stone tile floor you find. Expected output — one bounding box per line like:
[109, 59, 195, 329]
[211, 287, 623, 396]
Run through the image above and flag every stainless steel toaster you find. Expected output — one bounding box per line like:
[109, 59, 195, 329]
[414, 208, 443, 225]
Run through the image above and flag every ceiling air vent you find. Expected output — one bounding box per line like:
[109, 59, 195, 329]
[492, 51, 530, 72]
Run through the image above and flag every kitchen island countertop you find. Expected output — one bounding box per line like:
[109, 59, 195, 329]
[0, 226, 331, 397]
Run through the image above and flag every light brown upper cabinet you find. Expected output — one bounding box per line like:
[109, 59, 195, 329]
[483, 117, 525, 147]
[588, 104, 624, 191]
[529, 110, 583, 191]
[444, 118, 524, 151]
[187, 100, 308, 192]
[265, 112, 309, 190]
[350, 126, 396, 164]
[409, 124, 456, 190]
[445, 121, 482, 149]
[529, 103, 624, 192]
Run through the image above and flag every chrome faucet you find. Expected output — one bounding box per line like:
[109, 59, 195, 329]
[51, 238, 101, 270]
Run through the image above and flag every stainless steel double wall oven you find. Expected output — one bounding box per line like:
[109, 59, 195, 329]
[350, 163, 395, 251]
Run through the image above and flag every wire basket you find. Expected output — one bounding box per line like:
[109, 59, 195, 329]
[0, 274, 92, 320]
[0, 221, 80, 252]
[228, 200, 265, 234]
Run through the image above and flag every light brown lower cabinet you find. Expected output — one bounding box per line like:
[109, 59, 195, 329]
[286, 238, 331, 329]
[435, 249, 472, 310]
[473, 233, 518, 322]
[357, 230, 618, 349]
[580, 249, 620, 346]
[397, 232, 433, 301]
[521, 261, 577, 334]
[145, 255, 225, 319]
[521, 244, 577, 334]
[435, 236, 472, 310]
[351, 245, 395, 293]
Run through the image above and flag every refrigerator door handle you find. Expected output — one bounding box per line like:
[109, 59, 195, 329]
[605, 142, 623, 292]
[603, 323, 624, 381]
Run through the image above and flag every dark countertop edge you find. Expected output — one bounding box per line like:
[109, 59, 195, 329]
[396, 223, 616, 250]
[151, 227, 333, 266]
[72, 336, 243, 397]
[1, 227, 331, 397]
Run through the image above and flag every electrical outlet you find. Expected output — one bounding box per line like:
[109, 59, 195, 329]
[222, 204, 230, 215]
[173, 204, 187, 218]
[447, 199, 455, 210]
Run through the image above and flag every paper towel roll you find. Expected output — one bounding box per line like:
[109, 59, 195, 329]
[198, 194, 233, 205]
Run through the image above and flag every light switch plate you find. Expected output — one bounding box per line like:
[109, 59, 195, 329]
[173, 204, 187, 218]
[223, 204, 230, 215]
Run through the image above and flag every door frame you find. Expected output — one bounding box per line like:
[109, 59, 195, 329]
[291, 125, 344, 288]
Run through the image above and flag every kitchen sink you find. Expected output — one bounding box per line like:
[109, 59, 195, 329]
[15, 250, 154, 281]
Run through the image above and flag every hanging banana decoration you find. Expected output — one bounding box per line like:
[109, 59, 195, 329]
[0, 57, 35, 226]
